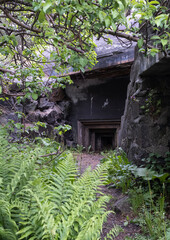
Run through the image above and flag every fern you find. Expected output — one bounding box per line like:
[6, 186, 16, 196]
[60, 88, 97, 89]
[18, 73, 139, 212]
[16, 189, 56, 240]
[0, 126, 112, 240]
[48, 152, 77, 214]
[104, 225, 123, 239]
[0, 200, 18, 240]
[52, 162, 110, 239]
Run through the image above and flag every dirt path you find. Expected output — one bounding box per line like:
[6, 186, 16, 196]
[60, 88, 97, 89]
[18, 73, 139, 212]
[74, 153, 141, 240]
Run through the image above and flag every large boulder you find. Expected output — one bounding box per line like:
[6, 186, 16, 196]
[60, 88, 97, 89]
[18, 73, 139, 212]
[26, 105, 63, 125]
[26, 110, 41, 122]
[113, 196, 131, 215]
[42, 106, 63, 124]
[24, 100, 38, 114]
[49, 88, 66, 102]
[38, 97, 54, 110]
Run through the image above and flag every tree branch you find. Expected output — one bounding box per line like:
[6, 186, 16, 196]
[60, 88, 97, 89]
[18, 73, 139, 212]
[66, 44, 84, 54]
[0, 6, 41, 34]
[104, 29, 153, 49]
[39, 151, 62, 158]
[2, 91, 25, 97]
[0, 0, 32, 7]
[0, 67, 15, 74]
[104, 29, 139, 42]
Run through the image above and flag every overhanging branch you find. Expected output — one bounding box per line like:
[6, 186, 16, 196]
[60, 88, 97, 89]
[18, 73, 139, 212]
[0, 6, 41, 34]
[0, 67, 15, 74]
[104, 30, 139, 42]
[104, 29, 153, 49]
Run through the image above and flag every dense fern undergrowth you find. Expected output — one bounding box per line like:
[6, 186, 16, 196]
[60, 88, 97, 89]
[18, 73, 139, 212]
[0, 127, 112, 240]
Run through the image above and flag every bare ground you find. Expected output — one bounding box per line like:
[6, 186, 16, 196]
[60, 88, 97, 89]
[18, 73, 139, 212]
[74, 152, 141, 240]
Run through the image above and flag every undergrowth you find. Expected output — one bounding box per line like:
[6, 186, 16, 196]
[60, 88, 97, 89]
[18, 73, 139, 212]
[0, 126, 118, 240]
[101, 148, 170, 240]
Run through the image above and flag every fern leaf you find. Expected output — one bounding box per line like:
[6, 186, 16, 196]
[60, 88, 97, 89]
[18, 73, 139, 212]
[104, 225, 123, 240]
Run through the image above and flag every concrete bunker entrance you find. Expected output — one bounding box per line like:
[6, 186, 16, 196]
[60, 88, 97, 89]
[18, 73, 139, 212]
[77, 120, 120, 151]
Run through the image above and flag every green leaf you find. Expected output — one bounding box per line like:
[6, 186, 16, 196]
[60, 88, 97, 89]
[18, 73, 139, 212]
[150, 48, 159, 56]
[153, 172, 170, 183]
[135, 168, 156, 180]
[124, 221, 129, 226]
[155, 18, 161, 27]
[38, 11, 45, 23]
[137, 38, 144, 48]
[105, 17, 111, 28]
[111, 10, 119, 19]
[161, 39, 168, 47]
[0, 86, 2, 94]
[15, 123, 22, 129]
[151, 35, 160, 40]
[166, 228, 170, 239]
[107, 38, 113, 45]
[43, 2, 53, 13]
[98, 11, 106, 22]
[32, 93, 38, 100]
[149, 1, 160, 4]
[117, 0, 124, 10]
[111, 23, 117, 31]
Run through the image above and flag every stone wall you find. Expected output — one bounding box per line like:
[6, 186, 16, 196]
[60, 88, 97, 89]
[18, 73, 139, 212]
[119, 50, 170, 164]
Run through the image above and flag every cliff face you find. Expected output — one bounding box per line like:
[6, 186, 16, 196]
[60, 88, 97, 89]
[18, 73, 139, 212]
[119, 50, 170, 164]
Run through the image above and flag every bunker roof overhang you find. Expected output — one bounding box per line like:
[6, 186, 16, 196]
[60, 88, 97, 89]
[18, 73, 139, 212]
[70, 49, 134, 80]
[62, 36, 135, 80]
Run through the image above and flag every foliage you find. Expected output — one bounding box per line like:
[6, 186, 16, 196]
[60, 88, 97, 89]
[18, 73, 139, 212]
[103, 225, 123, 240]
[55, 124, 72, 136]
[141, 152, 170, 175]
[0, 0, 128, 99]
[0, 126, 116, 240]
[102, 148, 170, 239]
[0, 0, 169, 101]
[140, 89, 162, 117]
[130, 187, 170, 240]
[101, 148, 170, 194]
[135, 152, 170, 198]
[4, 117, 48, 140]
[101, 148, 136, 193]
[129, 186, 151, 214]
[130, 0, 170, 56]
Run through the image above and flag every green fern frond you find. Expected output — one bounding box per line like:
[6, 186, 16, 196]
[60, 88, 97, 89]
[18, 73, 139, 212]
[48, 152, 77, 213]
[55, 161, 111, 240]
[0, 200, 18, 239]
[75, 211, 109, 240]
[16, 189, 56, 240]
[104, 225, 123, 240]
[6, 155, 36, 200]
[0, 227, 17, 240]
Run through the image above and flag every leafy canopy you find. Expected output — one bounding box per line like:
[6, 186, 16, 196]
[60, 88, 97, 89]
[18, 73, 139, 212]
[0, 0, 169, 97]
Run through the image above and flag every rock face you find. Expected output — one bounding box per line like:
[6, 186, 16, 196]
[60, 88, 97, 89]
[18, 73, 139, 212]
[119, 50, 170, 164]
[38, 97, 55, 110]
[25, 100, 38, 114]
[0, 90, 72, 143]
[113, 196, 131, 215]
